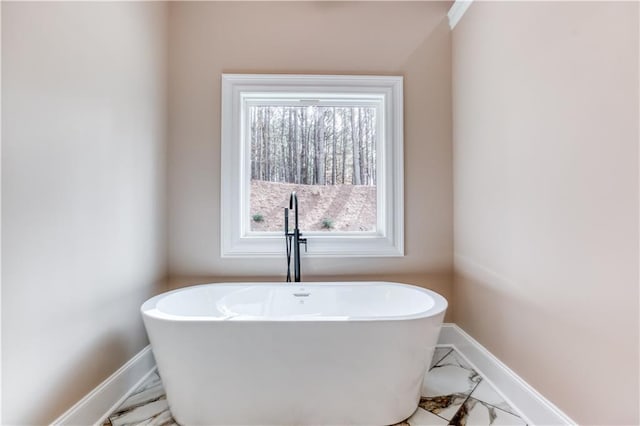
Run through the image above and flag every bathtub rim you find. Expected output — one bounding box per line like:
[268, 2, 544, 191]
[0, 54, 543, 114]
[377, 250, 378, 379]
[141, 281, 448, 323]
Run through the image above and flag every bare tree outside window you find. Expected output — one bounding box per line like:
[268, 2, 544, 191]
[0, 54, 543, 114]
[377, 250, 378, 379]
[249, 105, 377, 232]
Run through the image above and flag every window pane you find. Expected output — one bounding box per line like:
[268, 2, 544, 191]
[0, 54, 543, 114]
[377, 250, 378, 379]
[249, 105, 377, 232]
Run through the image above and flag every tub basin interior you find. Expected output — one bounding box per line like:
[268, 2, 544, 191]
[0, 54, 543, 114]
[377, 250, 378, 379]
[143, 282, 443, 321]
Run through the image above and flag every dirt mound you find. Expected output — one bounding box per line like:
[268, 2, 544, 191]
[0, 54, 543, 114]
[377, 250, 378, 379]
[250, 180, 376, 232]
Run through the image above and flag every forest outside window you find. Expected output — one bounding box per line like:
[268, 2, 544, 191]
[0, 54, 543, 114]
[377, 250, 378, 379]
[221, 74, 404, 257]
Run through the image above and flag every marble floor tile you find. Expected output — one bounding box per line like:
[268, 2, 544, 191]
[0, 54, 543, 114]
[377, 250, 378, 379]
[429, 347, 453, 369]
[432, 349, 477, 372]
[470, 379, 519, 416]
[420, 349, 481, 420]
[109, 372, 174, 426]
[109, 398, 170, 426]
[401, 407, 449, 426]
[449, 397, 527, 426]
[114, 373, 165, 414]
[134, 408, 177, 426]
[418, 393, 469, 421]
[424, 349, 481, 396]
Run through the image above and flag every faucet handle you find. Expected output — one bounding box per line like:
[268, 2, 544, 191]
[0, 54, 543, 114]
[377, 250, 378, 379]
[300, 237, 308, 252]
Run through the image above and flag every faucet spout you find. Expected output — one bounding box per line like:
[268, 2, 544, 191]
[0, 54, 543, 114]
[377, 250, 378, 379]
[289, 192, 299, 229]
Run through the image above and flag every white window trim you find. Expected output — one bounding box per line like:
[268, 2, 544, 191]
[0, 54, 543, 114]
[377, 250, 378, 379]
[220, 74, 404, 258]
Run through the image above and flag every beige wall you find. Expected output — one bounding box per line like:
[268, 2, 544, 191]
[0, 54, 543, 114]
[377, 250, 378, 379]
[452, 2, 639, 424]
[1, 2, 168, 424]
[167, 2, 454, 304]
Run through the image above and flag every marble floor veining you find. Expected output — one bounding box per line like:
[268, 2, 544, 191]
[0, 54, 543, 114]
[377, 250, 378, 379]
[401, 347, 526, 426]
[103, 346, 526, 426]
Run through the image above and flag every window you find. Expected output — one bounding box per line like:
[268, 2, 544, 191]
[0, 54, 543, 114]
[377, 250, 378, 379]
[221, 74, 403, 257]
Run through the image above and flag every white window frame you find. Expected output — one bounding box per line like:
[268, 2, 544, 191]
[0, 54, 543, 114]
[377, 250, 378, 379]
[220, 74, 403, 258]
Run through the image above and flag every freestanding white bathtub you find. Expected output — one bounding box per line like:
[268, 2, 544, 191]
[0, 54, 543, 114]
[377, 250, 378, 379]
[141, 282, 447, 426]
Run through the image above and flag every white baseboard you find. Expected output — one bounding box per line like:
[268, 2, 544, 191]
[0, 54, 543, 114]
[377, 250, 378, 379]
[438, 323, 576, 426]
[51, 345, 156, 426]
